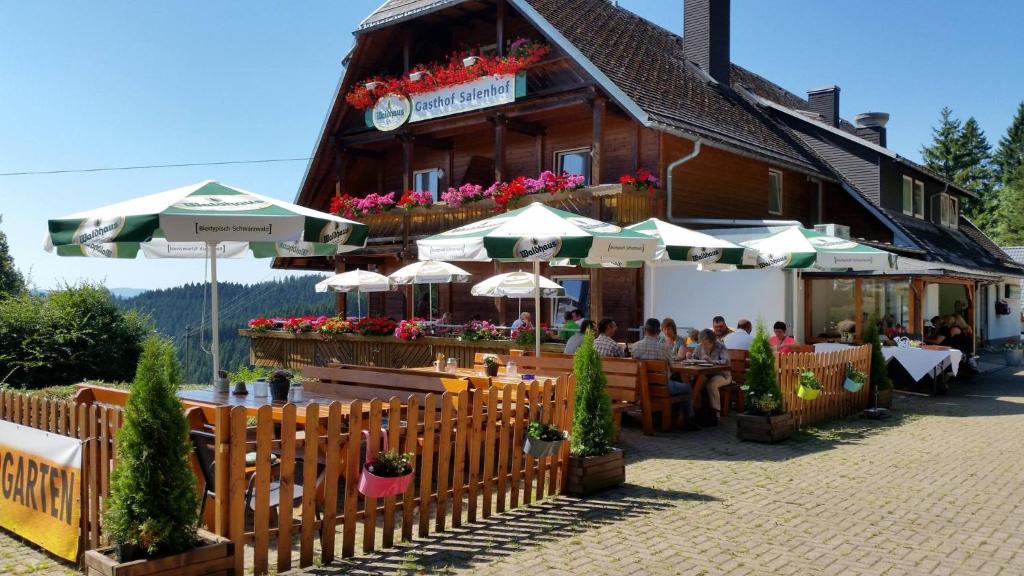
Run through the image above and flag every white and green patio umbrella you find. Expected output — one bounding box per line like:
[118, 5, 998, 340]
[707, 226, 896, 270]
[315, 269, 393, 319]
[44, 180, 369, 383]
[417, 201, 657, 355]
[388, 260, 472, 321]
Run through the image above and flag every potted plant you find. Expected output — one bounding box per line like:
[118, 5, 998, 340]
[1005, 340, 1023, 367]
[269, 369, 291, 402]
[737, 321, 794, 443]
[796, 370, 822, 401]
[482, 354, 500, 377]
[358, 430, 414, 498]
[523, 419, 566, 458]
[863, 320, 893, 408]
[86, 337, 234, 576]
[844, 365, 867, 393]
[567, 333, 625, 495]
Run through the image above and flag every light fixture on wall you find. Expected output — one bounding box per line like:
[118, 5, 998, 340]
[408, 70, 431, 82]
[364, 81, 381, 91]
[436, 168, 446, 180]
[462, 55, 481, 68]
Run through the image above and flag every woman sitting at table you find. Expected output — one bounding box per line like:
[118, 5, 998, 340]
[690, 329, 732, 414]
[660, 318, 686, 359]
[684, 328, 700, 349]
[769, 321, 798, 353]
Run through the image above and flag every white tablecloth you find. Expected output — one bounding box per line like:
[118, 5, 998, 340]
[881, 347, 963, 382]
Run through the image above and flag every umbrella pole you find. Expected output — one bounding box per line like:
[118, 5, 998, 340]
[429, 284, 433, 321]
[534, 260, 541, 358]
[650, 265, 657, 319]
[209, 242, 220, 385]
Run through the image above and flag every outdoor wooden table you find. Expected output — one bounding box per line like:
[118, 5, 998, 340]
[407, 366, 563, 386]
[671, 363, 728, 410]
[177, 388, 377, 426]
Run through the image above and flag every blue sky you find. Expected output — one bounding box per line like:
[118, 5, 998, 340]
[2, 0, 1022, 290]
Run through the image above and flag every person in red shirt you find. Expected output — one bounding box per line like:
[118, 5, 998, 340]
[769, 321, 798, 353]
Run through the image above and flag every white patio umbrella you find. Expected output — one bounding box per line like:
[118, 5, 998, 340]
[44, 180, 369, 383]
[470, 271, 565, 298]
[388, 260, 472, 320]
[315, 269, 393, 319]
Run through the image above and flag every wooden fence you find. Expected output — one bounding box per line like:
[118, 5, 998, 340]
[776, 345, 873, 427]
[210, 378, 574, 575]
[0, 390, 122, 555]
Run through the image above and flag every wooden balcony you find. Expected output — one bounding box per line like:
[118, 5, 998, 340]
[357, 184, 659, 253]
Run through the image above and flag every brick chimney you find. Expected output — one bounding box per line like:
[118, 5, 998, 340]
[684, 0, 730, 85]
[855, 112, 890, 147]
[807, 86, 840, 127]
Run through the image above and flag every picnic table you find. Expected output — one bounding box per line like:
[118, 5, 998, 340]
[671, 362, 727, 410]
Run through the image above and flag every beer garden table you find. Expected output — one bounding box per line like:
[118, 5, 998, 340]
[671, 363, 727, 409]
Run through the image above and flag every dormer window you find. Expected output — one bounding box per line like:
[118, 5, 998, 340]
[902, 176, 924, 219]
[940, 193, 959, 228]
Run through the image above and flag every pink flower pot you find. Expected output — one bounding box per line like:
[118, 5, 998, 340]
[358, 429, 414, 498]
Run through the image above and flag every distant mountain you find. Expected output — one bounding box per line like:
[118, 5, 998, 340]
[116, 275, 333, 383]
[110, 287, 146, 299]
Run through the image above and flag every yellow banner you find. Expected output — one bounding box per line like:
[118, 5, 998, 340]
[0, 420, 81, 562]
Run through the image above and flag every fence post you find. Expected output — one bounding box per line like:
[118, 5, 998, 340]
[212, 406, 232, 538]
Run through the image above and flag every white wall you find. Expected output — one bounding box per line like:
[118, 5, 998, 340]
[646, 264, 789, 335]
[984, 283, 1021, 341]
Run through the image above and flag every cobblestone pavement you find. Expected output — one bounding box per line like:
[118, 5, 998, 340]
[311, 369, 1024, 576]
[4, 370, 1024, 575]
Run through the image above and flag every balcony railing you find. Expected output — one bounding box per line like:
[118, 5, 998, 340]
[357, 184, 659, 252]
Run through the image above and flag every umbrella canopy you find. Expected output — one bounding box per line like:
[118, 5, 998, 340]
[44, 181, 369, 384]
[470, 271, 565, 299]
[388, 260, 472, 285]
[708, 226, 896, 270]
[315, 270, 393, 294]
[417, 201, 656, 355]
[627, 218, 753, 265]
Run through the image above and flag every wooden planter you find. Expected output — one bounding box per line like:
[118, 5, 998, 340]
[84, 530, 234, 576]
[874, 388, 893, 409]
[736, 412, 795, 443]
[566, 448, 625, 496]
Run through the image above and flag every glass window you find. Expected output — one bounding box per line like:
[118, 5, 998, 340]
[551, 276, 590, 325]
[413, 284, 439, 319]
[555, 149, 592, 185]
[913, 180, 925, 218]
[768, 169, 783, 215]
[809, 279, 856, 338]
[940, 193, 950, 227]
[413, 169, 440, 200]
[947, 195, 959, 227]
[863, 279, 911, 336]
[902, 176, 913, 215]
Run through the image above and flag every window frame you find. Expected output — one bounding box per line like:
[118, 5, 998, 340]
[913, 180, 925, 219]
[554, 148, 592, 185]
[945, 194, 959, 228]
[412, 168, 441, 201]
[768, 168, 784, 215]
[902, 175, 914, 216]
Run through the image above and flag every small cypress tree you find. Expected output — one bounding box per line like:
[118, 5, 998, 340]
[106, 336, 198, 557]
[860, 319, 892, 391]
[744, 321, 783, 415]
[570, 332, 615, 456]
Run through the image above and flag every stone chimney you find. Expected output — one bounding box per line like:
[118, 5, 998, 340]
[807, 86, 840, 127]
[855, 112, 890, 147]
[684, 0, 730, 85]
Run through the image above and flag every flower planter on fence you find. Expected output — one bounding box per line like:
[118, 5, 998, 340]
[358, 430, 414, 499]
[566, 448, 625, 496]
[843, 377, 865, 393]
[84, 529, 234, 576]
[736, 412, 795, 443]
[796, 384, 821, 401]
[523, 436, 563, 458]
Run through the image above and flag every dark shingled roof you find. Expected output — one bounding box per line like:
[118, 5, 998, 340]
[884, 210, 1021, 275]
[1002, 246, 1024, 265]
[359, 0, 462, 30]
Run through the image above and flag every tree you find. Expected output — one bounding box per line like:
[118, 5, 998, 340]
[860, 319, 892, 391]
[921, 107, 965, 184]
[743, 321, 783, 415]
[995, 166, 1024, 245]
[0, 215, 25, 298]
[994, 101, 1024, 185]
[957, 117, 997, 225]
[570, 332, 615, 456]
[105, 336, 198, 557]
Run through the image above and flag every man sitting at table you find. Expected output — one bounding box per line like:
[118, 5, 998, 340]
[510, 312, 532, 333]
[593, 318, 625, 358]
[723, 318, 753, 350]
[559, 310, 579, 340]
[564, 320, 594, 355]
[630, 318, 697, 430]
[712, 316, 733, 339]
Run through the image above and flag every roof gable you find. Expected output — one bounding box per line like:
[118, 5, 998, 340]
[360, 0, 465, 31]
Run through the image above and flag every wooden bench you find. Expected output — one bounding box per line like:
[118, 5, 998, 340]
[639, 360, 690, 432]
[301, 365, 456, 403]
[719, 349, 749, 417]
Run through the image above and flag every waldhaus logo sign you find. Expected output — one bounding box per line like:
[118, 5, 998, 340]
[514, 236, 561, 260]
[172, 194, 272, 212]
[372, 94, 412, 132]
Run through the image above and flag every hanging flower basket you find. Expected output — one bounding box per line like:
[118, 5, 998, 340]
[358, 429, 414, 499]
[522, 420, 566, 458]
[796, 370, 821, 401]
[843, 365, 866, 393]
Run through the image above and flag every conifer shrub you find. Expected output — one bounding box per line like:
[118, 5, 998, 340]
[570, 333, 615, 456]
[743, 321, 784, 416]
[106, 336, 198, 558]
[861, 319, 892, 390]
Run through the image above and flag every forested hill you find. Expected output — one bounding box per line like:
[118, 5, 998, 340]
[117, 275, 333, 384]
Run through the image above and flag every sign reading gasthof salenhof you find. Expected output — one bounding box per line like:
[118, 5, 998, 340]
[371, 74, 519, 130]
[0, 420, 82, 561]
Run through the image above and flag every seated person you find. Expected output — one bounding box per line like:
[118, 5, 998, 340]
[685, 328, 700, 349]
[690, 329, 732, 414]
[659, 317, 686, 359]
[630, 318, 696, 429]
[510, 312, 532, 332]
[564, 320, 594, 355]
[769, 321, 798, 353]
[712, 315, 733, 339]
[559, 310, 579, 341]
[592, 318, 625, 358]
[723, 318, 754, 351]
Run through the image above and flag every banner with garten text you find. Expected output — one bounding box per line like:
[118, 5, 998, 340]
[0, 420, 81, 561]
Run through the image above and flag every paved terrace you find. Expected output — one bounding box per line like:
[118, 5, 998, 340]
[5, 368, 1024, 575]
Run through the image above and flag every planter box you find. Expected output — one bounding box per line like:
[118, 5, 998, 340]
[874, 388, 893, 409]
[1006, 349, 1023, 367]
[736, 412, 795, 443]
[566, 448, 625, 496]
[84, 530, 234, 576]
[523, 436, 563, 458]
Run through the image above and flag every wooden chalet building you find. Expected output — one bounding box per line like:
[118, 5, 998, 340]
[277, 0, 1022, 344]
